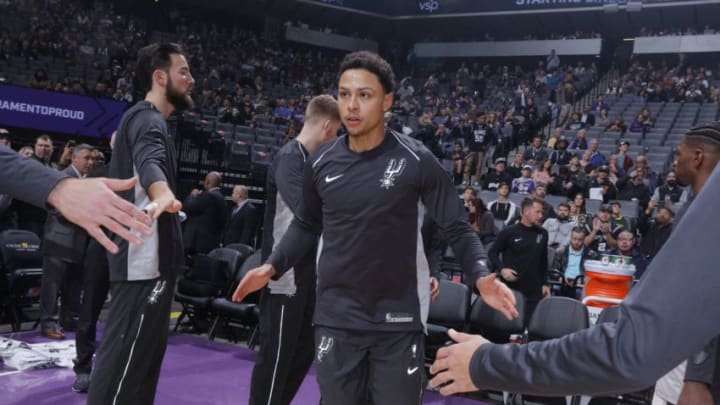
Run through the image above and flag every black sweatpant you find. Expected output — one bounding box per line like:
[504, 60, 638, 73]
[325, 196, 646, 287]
[87, 271, 176, 405]
[249, 285, 315, 405]
[39, 255, 82, 330]
[74, 239, 110, 375]
[314, 326, 425, 405]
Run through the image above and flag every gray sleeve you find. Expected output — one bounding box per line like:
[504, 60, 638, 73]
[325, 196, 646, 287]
[267, 159, 322, 277]
[468, 163, 720, 396]
[684, 338, 717, 385]
[0, 145, 68, 208]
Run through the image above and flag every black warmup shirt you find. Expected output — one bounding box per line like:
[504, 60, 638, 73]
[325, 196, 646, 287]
[107, 101, 183, 282]
[488, 223, 548, 299]
[268, 130, 490, 332]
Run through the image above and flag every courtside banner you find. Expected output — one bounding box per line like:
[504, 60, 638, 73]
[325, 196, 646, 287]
[0, 84, 125, 138]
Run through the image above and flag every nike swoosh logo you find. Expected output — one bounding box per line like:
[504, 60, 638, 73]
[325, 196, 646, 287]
[325, 174, 344, 183]
[514, 238, 522, 242]
[407, 366, 418, 375]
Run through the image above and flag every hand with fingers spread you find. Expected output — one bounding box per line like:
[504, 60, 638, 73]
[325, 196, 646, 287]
[476, 273, 519, 320]
[46, 177, 152, 254]
[429, 329, 488, 396]
[232, 263, 276, 302]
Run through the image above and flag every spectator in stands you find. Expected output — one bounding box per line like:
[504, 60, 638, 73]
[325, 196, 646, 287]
[565, 112, 584, 131]
[616, 140, 634, 173]
[512, 165, 536, 195]
[568, 129, 588, 151]
[33, 134, 55, 166]
[553, 227, 598, 298]
[543, 203, 576, 250]
[638, 203, 674, 263]
[488, 183, 518, 227]
[182, 172, 227, 255]
[523, 97, 540, 145]
[546, 49, 560, 71]
[462, 186, 477, 211]
[549, 138, 572, 166]
[597, 108, 611, 127]
[606, 116, 627, 134]
[591, 95, 608, 113]
[222, 185, 258, 247]
[464, 114, 493, 185]
[580, 106, 595, 128]
[584, 205, 617, 254]
[609, 201, 633, 234]
[451, 141, 465, 185]
[630, 155, 658, 191]
[629, 113, 648, 133]
[533, 182, 555, 222]
[533, 159, 553, 185]
[482, 158, 513, 192]
[641, 107, 655, 127]
[0, 128, 10, 148]
[587, 165, 617, 203]
[607, 229, 648, 278]
[522, 135, 549, 166]
[506, 152, 524, 179]
[588, 138, 606, 167]
[561, 160, 588, 198]
[469, 197, 496, 246]
[617, 168, 652, 210]
[56, 140, 75, 170]
[607, 154, 625, 183]
[18, 146, 33, 157]
[489, 197, 550, 326]
[651, 170, 688, 205]
[547, 127, 562, 149]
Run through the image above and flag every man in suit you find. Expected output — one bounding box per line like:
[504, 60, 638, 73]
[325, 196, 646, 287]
[39, 144, 95, 339]
[182, 171, 227, 255]
[222, 185, 258, 247]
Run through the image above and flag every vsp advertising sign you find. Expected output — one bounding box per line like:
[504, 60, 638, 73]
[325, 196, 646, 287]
[0, 84, 125, 138]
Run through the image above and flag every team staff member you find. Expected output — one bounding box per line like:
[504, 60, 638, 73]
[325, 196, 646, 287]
[249, 95, 341, 405]
[88, 43, 193, 404]
[0, 145, 151, 253]
[429, 124, 720, 401]
[234, 51, 517, 404]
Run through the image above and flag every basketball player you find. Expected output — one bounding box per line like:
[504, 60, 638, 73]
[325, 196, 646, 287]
[87, 43, 192, 404]
[249, 95, 341, 405]
[234, 51, 517, 404]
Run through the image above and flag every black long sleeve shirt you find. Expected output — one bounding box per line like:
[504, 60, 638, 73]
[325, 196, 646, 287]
[267, 130, 490, 332]
[488, 223, 548, 299]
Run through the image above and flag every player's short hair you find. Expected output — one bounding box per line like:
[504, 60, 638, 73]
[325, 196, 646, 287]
[134, 43, 184, 95]
[305, 95, 340, 123]
[339, 51, 395, 94]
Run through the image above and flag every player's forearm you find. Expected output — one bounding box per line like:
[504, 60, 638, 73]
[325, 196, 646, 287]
[147, 181, 176, 205]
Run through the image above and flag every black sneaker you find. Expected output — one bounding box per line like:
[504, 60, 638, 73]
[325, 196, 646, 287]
[72, 373, 90, 393]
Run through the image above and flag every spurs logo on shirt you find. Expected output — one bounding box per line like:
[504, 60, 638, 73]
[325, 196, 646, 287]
[380, 158, 406, 189]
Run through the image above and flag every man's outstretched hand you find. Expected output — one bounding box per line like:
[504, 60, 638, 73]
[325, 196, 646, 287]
[47, 177, 152, 254]
[232, 263, 277, 302]
[476, 273, 519, 320]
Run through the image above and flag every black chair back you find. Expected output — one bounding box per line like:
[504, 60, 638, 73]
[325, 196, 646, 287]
[527, 297, 589, 341]
[469, 289, 526, 338]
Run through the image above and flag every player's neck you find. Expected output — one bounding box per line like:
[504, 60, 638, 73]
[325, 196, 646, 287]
[348, 125, 386, 153]
[296, 126, 320, 154]
[145, 92, 174, 119]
